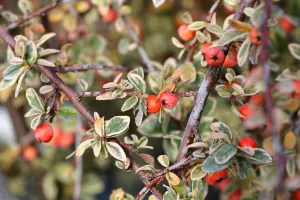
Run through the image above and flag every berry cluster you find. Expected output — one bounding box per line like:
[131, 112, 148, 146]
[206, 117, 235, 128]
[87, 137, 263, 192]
[146, 92, 178, 114]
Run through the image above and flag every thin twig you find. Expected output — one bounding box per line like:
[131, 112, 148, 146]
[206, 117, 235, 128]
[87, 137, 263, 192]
[121, 16, 155, 72]
[52, 64, 138, 73]
[176, 0, 258, 162]
[4, 0, 63, 30]
[261, 0, 286, 196]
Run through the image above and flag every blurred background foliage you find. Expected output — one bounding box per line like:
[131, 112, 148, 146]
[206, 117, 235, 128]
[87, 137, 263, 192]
[0, 0, 299, 200]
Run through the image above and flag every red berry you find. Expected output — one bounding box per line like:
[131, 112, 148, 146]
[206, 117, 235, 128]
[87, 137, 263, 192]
[146, 95, 162, 114]
[200, 43, 212, 54]
[239, 104, 255, 121]
[249, 27, 262, 45]
[217, 179, 231, 192]
[293, 189, 300, 200]
[293, 80, 300, 98]
[103, 8, 118, 23]
[160, 92, 178, 109]
[205, 47, 225, 67]
[34, 123, 54, 143]
[22, 146, 38, 161]
[223, 49, 238, 68]
[229, 190, 242, 200]
[205, 169, 228, 185]
[238, 136, 257, 148]
[52, 128, 74, 148]
[278, 16, 295, 32]
[249, 94, 263, 105]
[178, 24, 195, 42]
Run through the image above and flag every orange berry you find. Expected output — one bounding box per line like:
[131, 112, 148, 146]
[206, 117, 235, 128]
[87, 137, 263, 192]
[52, 128, 74, 148]
[249, 27, 262, 45]
[223, 49, 238, 67]
[103, 8, 118, 23]
[146, 95, 162, 114]
[293, 80, 300, 98]
[22, 146, 38, 161]
[205, 169, 228, 185]
[249, 94, 264, 105]
[160, 92, 178, 109]
[238, 136, 257, 148]
[34, 123, 54, 143]
[229, 190, 242, 200]
[200, 43, 212, 54]
[278, 16, 295, 32]
[205, 47, 225, 67]
[178, 24, 195, 42]
[239, 104, 255, 121]
[293, 189, 300, 200]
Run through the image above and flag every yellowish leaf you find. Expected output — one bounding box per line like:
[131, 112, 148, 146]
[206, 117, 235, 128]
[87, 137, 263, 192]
[284, 131, 296, 150]
[166, 172, 181, 186]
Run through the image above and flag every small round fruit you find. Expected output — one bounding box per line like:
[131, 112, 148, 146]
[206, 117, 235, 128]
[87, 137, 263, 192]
[205, 47, 225, 67]
[239, 104, 255, 121]
[223, 49, 238, 67]
[229, 190, 242, 200]
[160, 92, 178, 109]
[217, 179, 231, 192]
[249, 27, 262, 45]
[278, 16, 295, 32]
[52, 128, 74, 148]
[22, 146, 37, 161]
[200, 43, 212, 54]
[178, 24, 196, 42]
[146, 95, 162, 114]
[34, 123, 54, 143]
[205, 169, 228, 185]
[238, 136, 257, 148]
[249, 94, 263, 105]
[103, 8, 118, 23]
[293, 189, 300, 200]
[293, 80, 300, 98]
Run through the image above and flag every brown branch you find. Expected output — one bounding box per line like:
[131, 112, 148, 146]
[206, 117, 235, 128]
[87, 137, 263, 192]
[176, 0, 258, 162]
[260, 0, 286, 196]
[52, 64, 138, 73]
[0, 27, 164, 200]
[121, 16, 155, 72]
[3, 0, 62, 30]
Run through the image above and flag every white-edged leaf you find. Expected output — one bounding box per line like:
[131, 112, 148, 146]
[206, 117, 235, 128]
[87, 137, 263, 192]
[39, 85, 54, 94]
[217, 29, 248, 46]
[157, 155, 169, 168]
[237, 37, 251, 66]
[205, 23, 224, 37]
[76, 139, 95, 156]
[77, 79, 88, 91]
[30, 114, 42, 129]
[171, 37, 185, 48]
[121, 96, 138, 112]
[106, 141, 127, 162]
[36, 33, 56, 47]
[26, 88, 45, 112]
[135, 165, 156, 173]
[39, 49, 60, 57]
[3, 65, 24, 80]
[288, 43, 300, 60]
[127, 73, 146, 94]
[188, 21, 206, 31]
[15, 71, 26, 97]
[214, 144, 237, 164]
[24, 108, 44, 117]
[94, 117, 105, 137]
[105, 116, 130, 137]
[191, 164, 206, 180]
[37, 59, 56, 67]
[93, 142, 102, 157]
[152, 0, 165, 8]
[187, 142, 208, 149]
[25, 41, 38, 65]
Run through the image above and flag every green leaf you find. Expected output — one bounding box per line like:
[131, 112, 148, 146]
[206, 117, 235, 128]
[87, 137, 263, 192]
[87, 34, 107, 53]
[217, 29, 248, 46]
[24, 108, 44, 117]
[76, 139, 94, 156]
[26, 88, 45, 112]
[36, 33, 56, 47]
[205, 23, 224, 37]
[237, 37, 251, 66]
[236, 156, 251, 179]
[39, 49, 60, 57]
[245, 148, 273, 164]
[157, 155, 169, 168]
[37, 59, 55, 67]
[136, 165, 156, 173]
[118, 38, 129, 54]
[188, 21, 206, 31]
[128, 67, 144, 79]
[214, 144, 237, 164]
[58, 106, 78, 120]
[18, 0, 33, 15]
[127, 73, 146, 94]
[135, 106, 144, 127]
[3, 65, 24, 80]
[121, 96, 138, 112]
[215, 85, 232, 98]
[1, 11, 18, 22]
[106, 142, 126, 162]
[15, 71, 26, 97]
[288, 43, 300, 60]
[137, 115, 163, 137]
[163, 192, 176, 200]
[93, 142, 102, 157]
[147, 72, 160, 94]
[53, 162, 74, 184]
[179, 62, 196, 83]
[105, 116, 130, 137]
[210, 122, 232, 139]
[202, 156, 231, 173]
[163, 139, 179, 162]
[25, 41, 38, 65]
[30, 114, 42, 129]
[191, 164, 206, 180]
